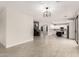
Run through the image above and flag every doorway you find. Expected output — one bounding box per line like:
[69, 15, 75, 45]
[48, 23, 69, 38]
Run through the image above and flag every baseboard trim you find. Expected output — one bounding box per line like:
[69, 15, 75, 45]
[0, 42, 6, 48]
[6, 39, 33, 48]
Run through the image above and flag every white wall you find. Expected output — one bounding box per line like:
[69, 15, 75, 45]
[0, 7, 6, 47]
[6, 7, 33, 48]
[69, 21, 75, 39]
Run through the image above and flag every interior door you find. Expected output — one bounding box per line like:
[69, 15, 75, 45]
[75, 16, 78, 44]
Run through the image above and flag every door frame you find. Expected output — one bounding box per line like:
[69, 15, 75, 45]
[67, 25, 69, 39]
[75, 15, 78, 44]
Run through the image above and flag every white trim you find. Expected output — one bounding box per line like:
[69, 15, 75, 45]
[6, 39, 33, 48]
[0, 42, 6, 48]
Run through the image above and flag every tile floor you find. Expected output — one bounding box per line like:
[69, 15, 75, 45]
[0, 33, 78, 57]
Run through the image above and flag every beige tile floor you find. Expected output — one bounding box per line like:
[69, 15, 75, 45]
[0, 33, 78, 57]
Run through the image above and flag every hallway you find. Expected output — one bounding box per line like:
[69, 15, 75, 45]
[0, 1, 78, 57]
[0, 35, 78, 57]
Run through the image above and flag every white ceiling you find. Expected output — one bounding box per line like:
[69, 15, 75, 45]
[0, 1, 79, 23]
